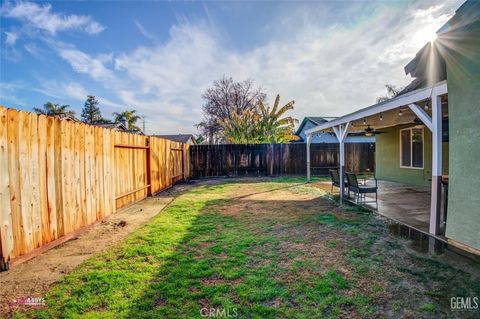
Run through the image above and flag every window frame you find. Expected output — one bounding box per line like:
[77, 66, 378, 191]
[399, 126, 424, 170]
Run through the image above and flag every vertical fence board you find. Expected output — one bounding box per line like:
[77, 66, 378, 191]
[7, 110, 23, 257]
[0, 107, 14, 261]
[0, 107, 190, 265]
[37, 115, 49, 244]
[46, 117, 58, 241]
[18, 112, 34, 253]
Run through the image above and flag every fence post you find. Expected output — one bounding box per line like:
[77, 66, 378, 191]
[306, 134, 311, 182]
[146, 137, 152, 196]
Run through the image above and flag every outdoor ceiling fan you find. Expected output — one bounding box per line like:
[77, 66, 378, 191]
[363, 125, 386, 137]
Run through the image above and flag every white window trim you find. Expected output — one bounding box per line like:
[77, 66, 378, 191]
[399, 126, 424, 170]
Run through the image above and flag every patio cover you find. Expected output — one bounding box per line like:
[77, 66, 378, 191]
[305, 80, 447, 236]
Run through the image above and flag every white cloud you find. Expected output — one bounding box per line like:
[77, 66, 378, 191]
[50, 1, 462, 134]
[57, 47, 114, 81]
[134, 20, 156, 41]
[0, 81, 28, 106]
[1, 1, 105, 35]
[4, 31, 18, 45]
[24, 42, 41, 56]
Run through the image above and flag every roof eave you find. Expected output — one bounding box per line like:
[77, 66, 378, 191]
[305, 80, 447, 135]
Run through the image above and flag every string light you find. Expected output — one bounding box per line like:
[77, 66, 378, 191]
[363, 118, 366, 125]
[398, 109, 403, 116]
[380, 114, 383, 121]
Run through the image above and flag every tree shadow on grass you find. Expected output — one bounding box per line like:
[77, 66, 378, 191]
[29, 180, 480, 319]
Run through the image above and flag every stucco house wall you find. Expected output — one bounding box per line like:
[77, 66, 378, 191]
[375, 124, 449, 187]
[444, 22, 480, 250]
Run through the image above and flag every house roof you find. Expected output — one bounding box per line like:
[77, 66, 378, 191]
[56, 113, 81, 123]
[295, 117, 336, 135]
[93, 122, 145, 135]
[154, 134, 196, 144]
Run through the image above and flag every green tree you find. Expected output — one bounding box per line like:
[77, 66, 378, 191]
[218, 95, 298, 144]
[218, 109, 262, 144]
[257, 94, 298, 143]
[33, 102, 75, 116]
[112, 110, 141, 131]
[81, 95, 103, 124]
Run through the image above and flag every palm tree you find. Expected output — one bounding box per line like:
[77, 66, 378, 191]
[257, 95, 299, 143]
[33, 102, 75, 117]
[219, 95, 299, 144]
[218, 109, 262, 144]
[112, 110, 141, 131]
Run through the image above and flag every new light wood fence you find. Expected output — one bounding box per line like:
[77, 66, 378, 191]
[0, 106, 189, 269]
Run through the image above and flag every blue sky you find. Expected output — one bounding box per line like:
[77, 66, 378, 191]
[1, 0, 462, 134]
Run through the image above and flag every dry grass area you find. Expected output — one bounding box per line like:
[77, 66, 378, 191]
[6, 177, 480, 318]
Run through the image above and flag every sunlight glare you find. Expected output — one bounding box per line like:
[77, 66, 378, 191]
[414, 25, 439, 47]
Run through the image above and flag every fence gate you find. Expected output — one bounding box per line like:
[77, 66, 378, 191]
[171, 146, 185, 183]
[114, 132, 150, 209]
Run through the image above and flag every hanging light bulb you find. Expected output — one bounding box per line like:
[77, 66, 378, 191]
[398, 109, 403, 116]
[380, 114, 383, 121]
[424, 101, 429, 110]
[363, 118, 367, 125]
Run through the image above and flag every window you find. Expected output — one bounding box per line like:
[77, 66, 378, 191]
[400, 127, 424, 169]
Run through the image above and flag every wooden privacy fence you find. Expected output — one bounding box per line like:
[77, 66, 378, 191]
[0, 106, 189, 269]
[189, 143, 375, 178]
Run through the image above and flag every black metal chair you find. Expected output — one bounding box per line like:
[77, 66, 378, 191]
[329, 169, 348, 194]
[345, 172, 378, 207]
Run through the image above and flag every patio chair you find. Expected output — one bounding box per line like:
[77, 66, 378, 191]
[345, 172, 378, 207]
[329, 169, 348, 194]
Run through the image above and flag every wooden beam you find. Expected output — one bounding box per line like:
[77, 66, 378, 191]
[340, 122, 350, 142]
[408, 103, 433, 131]
[115, 185, 151, 200]
[114, 144, 149, 149]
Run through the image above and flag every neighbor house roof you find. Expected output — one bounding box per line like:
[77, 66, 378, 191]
[93, 122, 145, 135]
[154, 134, 196, 144]
[93, 122, 128, 130]
[56, 113, 81, 123]
[295, 117, 336, 136]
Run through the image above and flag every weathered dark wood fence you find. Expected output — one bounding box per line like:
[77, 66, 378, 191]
[189, 143, 375, 178]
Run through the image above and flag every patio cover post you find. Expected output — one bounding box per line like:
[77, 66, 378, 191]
[409, 94, 443, 235]
[306, 134, 312, 182]
[430, 94, 443, 235]
[333, 122, 350, 204]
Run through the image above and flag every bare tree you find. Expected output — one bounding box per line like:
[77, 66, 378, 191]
[376, 84, 403, 103]
[196, 77, 266, 143]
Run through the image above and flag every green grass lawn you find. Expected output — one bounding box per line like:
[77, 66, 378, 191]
[15, 178, 480, 318]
